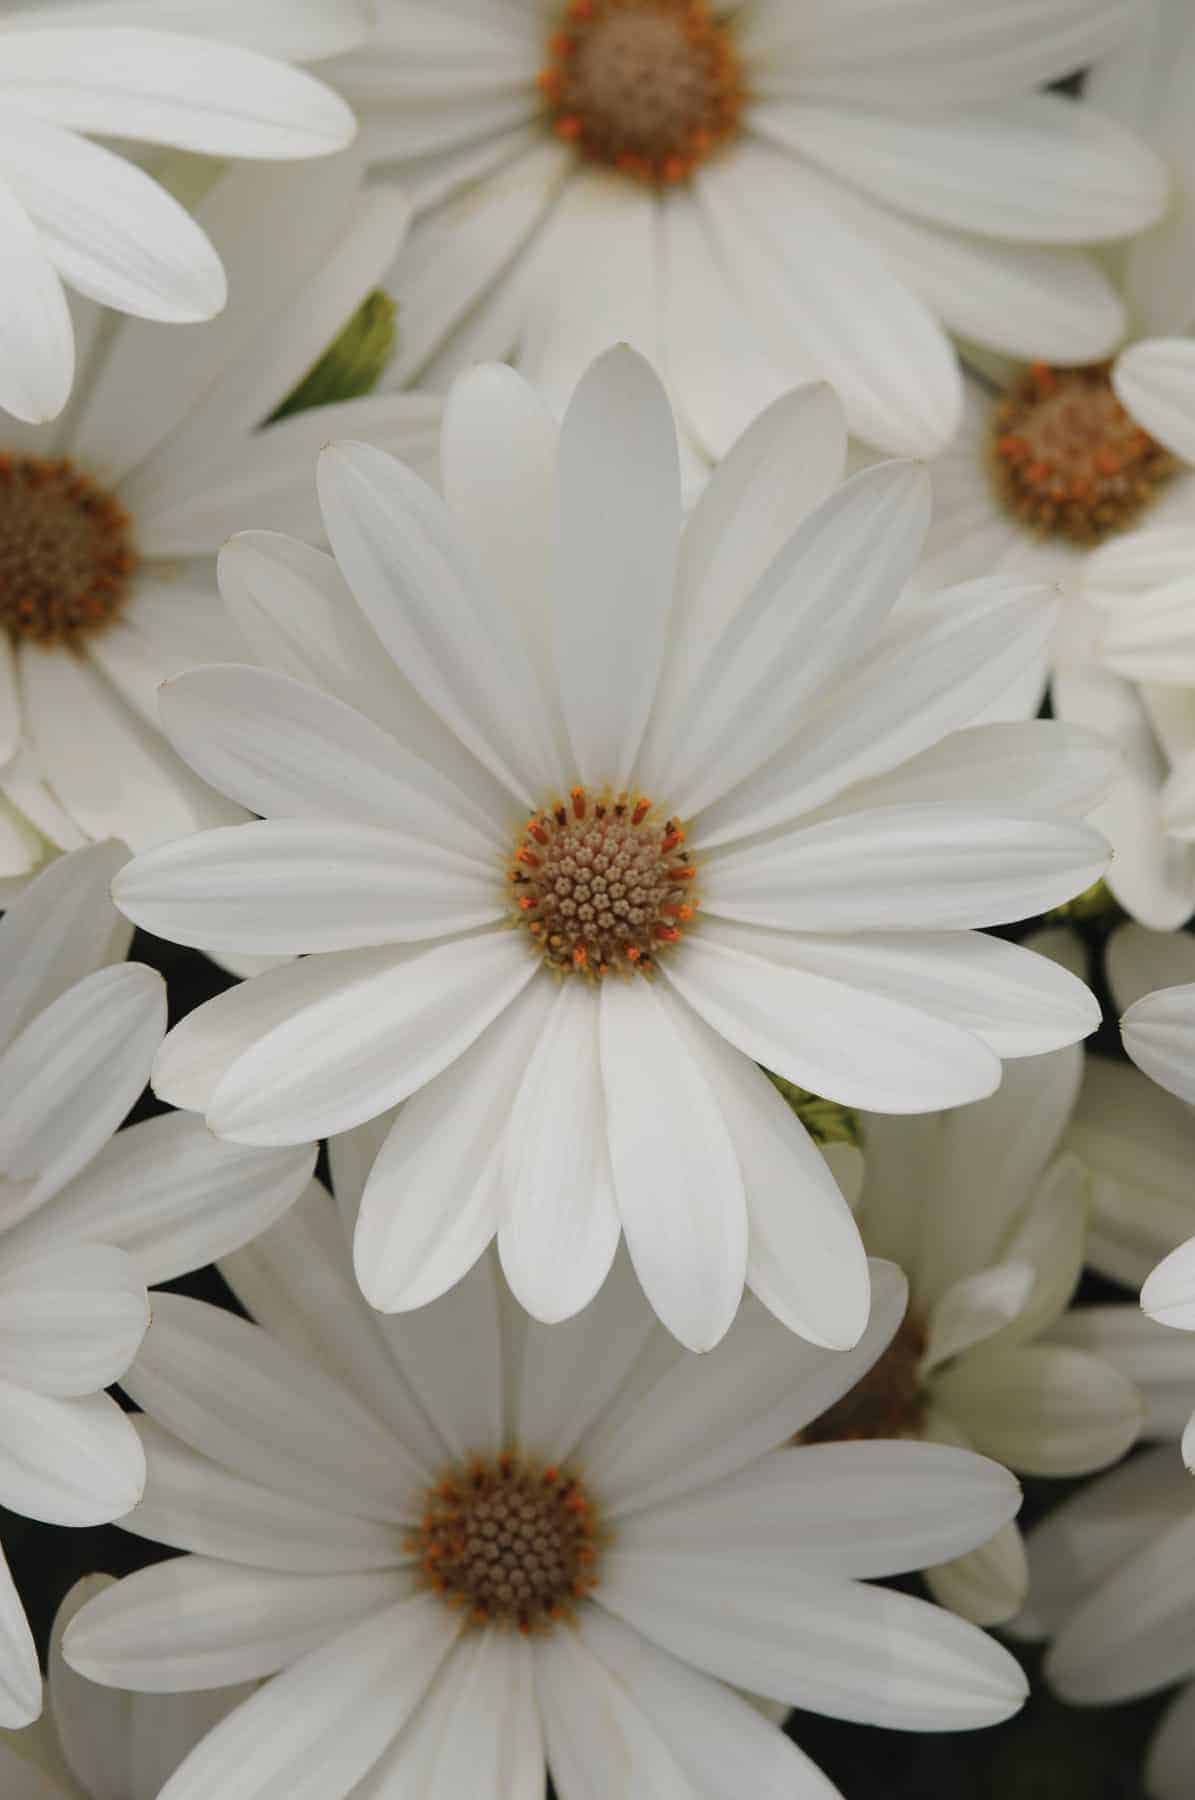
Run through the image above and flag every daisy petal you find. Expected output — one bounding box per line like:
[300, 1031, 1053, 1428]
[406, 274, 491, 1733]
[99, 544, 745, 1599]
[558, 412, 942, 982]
[616, 1441, 1021, 1579]
[499, 981, 620, 1325]
[1141, 1238, 1195, 1332]
[0, 1544, 41, 1728]
[0, 104, 225, 322]
[33, 1, 371, 58]
[0, 29, 356, 157]
[1046, 1304, 1195, 1436]
[317, 440, 561, 802]
[122, 1292, 420, 1522]
[661, 461, 931, 816]
[63, 1558, 413, 1693]
[554, 347, 681, 789]
[0, 1382, 143, 1525]
[600, 1548, 1027, 1729]
[664, 932, 1001, 1112]
[110, 818, 503, 955]
[206, 933, 540, 1145]
[0, 963, 165, 1210]
[0, 839, 129, 1048]
[1046, 1510, 1195, 1705]
[1113, 338, 1195, 463]
[532, 1620, 690, 1795]
[1147, 1683, 1195, 1800]
[599, 976, 747, 1353]
[1, 1111, 315, 1286]
[1122, 982, 1195, 1103]
[924, 1520, 1029, 1629]
[0, 168, 73, 423]
[933, 1345, 1142, 1477]
[0, 1243, 147, 1396]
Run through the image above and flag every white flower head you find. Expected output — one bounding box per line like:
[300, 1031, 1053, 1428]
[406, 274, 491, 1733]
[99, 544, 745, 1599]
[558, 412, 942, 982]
[836, 1038, 1143, 1626]
[324, 0, 1167, 463]
[61, 1165, 1029, 1800]
[113, 349, 1110, 1351]
[0, 1, 369, 424]
[0, 1574, 252, 1800]
[0, 841, 317, 1729]
[0, 154, 437, 883]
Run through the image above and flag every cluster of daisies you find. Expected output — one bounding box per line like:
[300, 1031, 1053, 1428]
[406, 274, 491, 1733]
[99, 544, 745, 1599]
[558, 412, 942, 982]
[4, 1, 1195, 1796]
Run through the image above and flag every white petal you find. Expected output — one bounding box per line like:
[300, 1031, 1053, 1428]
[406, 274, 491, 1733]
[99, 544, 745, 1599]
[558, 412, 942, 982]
[32, 1, 370, 58]
[922, 1263, 1036, 1374]
[0, 1381, 142, 1525]
[1114, 337, 1195, 463]
[924, 1520, 1029, 1629]
[553, 347, 680, 788]
[1047, 1303, 1195, 1435]
[0, 1243, 146, 1396]
[1047, 1510, 1195, 1704]
[1142, 1238, 1195, 1333]
[701, 806, 1108, 933]
[499, 981, 620, 1325]
[578, 1261, 908, 1518]
[755, 95, 1166, 244]
[0, 963, 164, 1209]
[599, 977, 747, 1352]
[0, 169, 73, 423]
[661, 461, 931, 817]
[63, 1560, 413, 1695]
[600, 1549, 1027, 1729]
[692, 582, 1062, 849]
[5, 1112, 314, 1287]
[355, 978, 553, 1312]
[110, 817, 503, 954]
[0, 104, 224, 322]
[532, 1619, 693, 1797]
[0, 1545, 40, 1729]
[122, 1292, 420, 1522]
[933, 1344, 1142, 1477]
[696, 144, 960, 457]
[1123, 982, 1195, 1103]
[0, 30, 356, 157]
[0, 840, 128, 1050]
[638, 380, 847, 793]
[616, 1440, 1021, 1580]
[206, 933, 539, 1146]
[575, 1608, 845, 1800]
[652, 984, 869, 1350]
[122, 1415, 403, 1575]
[316, 439, 561, 803]
[663, 930, 1001, 1112]
[1147, 1681, 1195, 1800]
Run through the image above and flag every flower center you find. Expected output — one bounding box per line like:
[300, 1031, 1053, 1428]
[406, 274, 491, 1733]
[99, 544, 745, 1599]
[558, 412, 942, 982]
[509, 785, 697, 977]
[409, 1453, 601, 1632]
[990, 362, 1175, 546]
[0, 455, 136, 647]
[800, 1307, 928, 1444]
[539, 0, 743, 183]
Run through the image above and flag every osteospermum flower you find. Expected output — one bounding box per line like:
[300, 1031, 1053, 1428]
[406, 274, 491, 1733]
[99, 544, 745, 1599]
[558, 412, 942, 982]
[0, 841, 317, 1729]
[0, 1, 365, 424]
[321, 0, 1166, 462]
[61, 1167, 1029, 1800]
[0, 153, 439, 885]
[814, 1038, 1141, 1626]
[0, 1575, 253, 1800]
[113, 352, 1110, 1350]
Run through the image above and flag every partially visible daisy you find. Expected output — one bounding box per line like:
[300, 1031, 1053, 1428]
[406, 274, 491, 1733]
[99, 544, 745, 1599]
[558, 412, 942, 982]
[0, 1575, 253, 1800]
[0, 152, 439, 884]
[63, 1159, 1029, 1800]
[0, 841, 317, 1729]
[0, 2, 365, 424]
[323, 0, 1166, 462]
[114, 351, 1109, 1351]
[815, 1040, 1142, 1627]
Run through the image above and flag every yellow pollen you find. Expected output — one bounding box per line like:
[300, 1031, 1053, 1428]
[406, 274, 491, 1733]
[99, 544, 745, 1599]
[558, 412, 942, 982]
[799, 1308, 928, 1445]
[989, 362, 1175, 546]
[408, 1453, 602, 1633]
[508, 785, 698, 978]
[538, 0, 743, 185]
[0, 454, 137, 647]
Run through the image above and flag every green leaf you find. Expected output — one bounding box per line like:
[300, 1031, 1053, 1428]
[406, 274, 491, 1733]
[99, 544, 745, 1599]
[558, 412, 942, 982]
[764, 1071, 863, 1148]
[270, 289, 397, 422]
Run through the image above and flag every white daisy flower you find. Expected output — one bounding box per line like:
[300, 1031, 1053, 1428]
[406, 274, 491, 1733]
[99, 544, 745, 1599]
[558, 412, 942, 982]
[0, 841, 317, 1729]
[113, 350, 1109, 1351]
[1016, 1435, 1195, 1800]
[0, 1, 367, 424]
[0, 1575, 253, 1800]
[817, 1040, 1143, 1627]
[61, 1159, 1030, 1800]
[320, 0, 1167, 463]
[0, 152, 440, 886]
